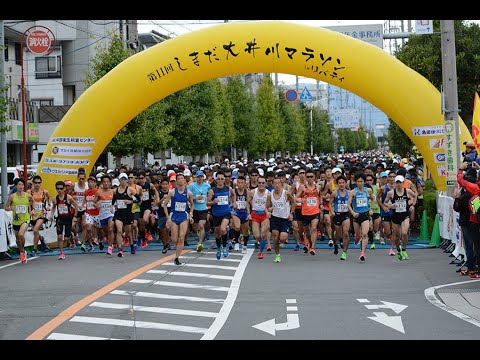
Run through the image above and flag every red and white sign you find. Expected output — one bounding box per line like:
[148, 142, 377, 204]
[26, 30, 52, 54]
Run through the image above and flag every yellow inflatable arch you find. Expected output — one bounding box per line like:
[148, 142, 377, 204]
[38, 20, 471, 193]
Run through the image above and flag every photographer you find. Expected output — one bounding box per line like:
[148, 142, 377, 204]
[463, 141, 480, 165]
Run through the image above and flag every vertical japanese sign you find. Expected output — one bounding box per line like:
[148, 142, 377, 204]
[444, 121, 457, 186]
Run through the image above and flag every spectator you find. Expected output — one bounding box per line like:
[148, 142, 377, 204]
[463, 141, 480, 165]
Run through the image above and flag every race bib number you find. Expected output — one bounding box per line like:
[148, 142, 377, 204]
[58, 204, 69, 215]
[75, 195, 84, 204]
[86, 201, 95, 210]
[142, 192, 149, 201]
[101, 202, 111, 210]
[175, 202, 186, 212]
[217, 196, 229, 206]
[196, 197, 205, 203]
[274, 202, 284, 209]
[306, 197, 317, 206]
[34, 202, 43, 212]
[356, 197, 367, 207]
[254, 198, 266, 207]
[236, 200, 246, 209]
[395, 199, 407, 213]
[338, 203, 348, 213]
[117, 200, 127, 209]
[16, 205, 27, 214]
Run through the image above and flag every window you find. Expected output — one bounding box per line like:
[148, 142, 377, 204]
[35, 56, 61, 79]
[31, 99, 54, 107]
[4, 38, 8, 61]
[15, 42, 21, 65]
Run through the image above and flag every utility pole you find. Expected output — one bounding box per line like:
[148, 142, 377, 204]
[440, 20, 461, 197]
[0, 20, 7, 208]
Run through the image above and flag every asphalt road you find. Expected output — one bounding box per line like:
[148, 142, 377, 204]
[1, 243, 479, 340]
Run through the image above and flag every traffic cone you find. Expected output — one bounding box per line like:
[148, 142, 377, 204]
[428, 214, 441, 247]
[419, 210, 430, 242]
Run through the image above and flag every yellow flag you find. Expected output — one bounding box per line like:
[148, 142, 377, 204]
[473, 91, 480, 150]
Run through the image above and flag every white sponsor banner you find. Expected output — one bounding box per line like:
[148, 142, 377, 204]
[41, 167, 79, 176]
[412, 126, 445, 137]
[416, 20, 433, 35]
[45, 157, 90, 166]
[51, 137, 96, 144]
[0, 210, 8, 252]
[437, 166, 446, 177]
[51, 146, 92, 157]
[324, 24, 383, 48]
[437, 194, 456, 241]
[430, 138, 446, 149]
[433, 153, 446, 163]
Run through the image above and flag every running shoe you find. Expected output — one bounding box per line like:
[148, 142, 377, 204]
[58, 252, 65, 260]
[388, 249, 396, 256]
[136, 238, 142, 249]
[234, 242, 240, 251]
[294, 244, 300, 251]
[146, 231, 153, 241]
[68, 243, 76, 250]
[328, 239, 334, 247]
[19, 251, 27, 264]
[397, 251, 403, 261]
[370, 243, 376, 250]
[223, 248, 229, 258]
[303, 246, 309, 254]
[130, 244, 136, 254]
[301, 236, 307, 245]
[141, 239, 147, 248]
[274, 254, 281, 263]
[266, 244, 272, 252]
[258, 251, 264, 259]
[216, 246, 222, 260]
[310, 248, 316, 256]
[340, 251, 347, 260]
[80, 243, 87, 253]
[31, 249, 37, 257]
[117, 250, 123, 258]
[196, 243, 204, 252]
[93, 238, 99, 246]
[401, 251, 409, 260]
[174, 258, 182, 266]
[354, 236, 360, 245]
[374, 232, 381, 241]
[107, 245, 113, 255]
[123, 236, 129, 247]
[380, 239, 386, 245]
[334, 244, 339, 255]
[242, 245, 247, 254]
[162, 245, 168, 254]
[359, 252, 366, 261]
[99, 241, 104, 251]
[228, 242, 233, 251]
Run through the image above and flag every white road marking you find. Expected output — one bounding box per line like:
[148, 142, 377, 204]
[70, 316, 208, 334]
[201, 248, 254, 340]
[90, 301, 218, 318]
[47, 332, 120, 340]
[0, 256, 39, 270]
[180, 256, 241, 263]
[147, 269, 234, 280]
[425, 279, 480, 328]
[357, 299, 370, 303]
[287, 306, 298, 312]
[163, 262, 237, 270]
[368, 312, 405, 334]
[111, 289, 224, 303]
[129, 279, 230, 292]
[205, 251, 243, 256]
[286, 299, 297, 304]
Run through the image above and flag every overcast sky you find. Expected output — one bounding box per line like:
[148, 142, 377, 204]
[137, 20, 388, 85]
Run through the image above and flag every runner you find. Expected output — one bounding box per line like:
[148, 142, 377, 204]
[27, 175, 51, 257]
[156, 178, 171, 254]
[383, 175, 417, 261]
[163, 173, 194, 265]
[49, 180, 79, 260]
[330, 175, 351, 260]
[249, 175, 272, 259]
[231, 176, 251, 254]
[377, 171, 396, 255]
[5, 178, 34, 264]
[112, 173, 137, 256]
[94, 175, 115, 256]
[269, 177, 295, 263]
[72, 170, 88, 250]
[82, 176, 100, 252]
[188, 170, 211, 252]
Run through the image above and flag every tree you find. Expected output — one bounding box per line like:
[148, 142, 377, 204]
[226, 76, 255, 155]
[387, 120, 414, 155]
[253, 74, 283, 157]
[278, 89, 306, 155]
[0, 84, 10, 134]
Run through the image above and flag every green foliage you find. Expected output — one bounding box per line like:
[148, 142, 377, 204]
[253, 74, 283, 156]
[226, 76, 255, 151]
[279, 95, 306, 154]
[395, 20, 480, 129]
[0, 83, 11, 134]
[387, 120, 414, 155]
[422, 179, 437, 233]
[314, 109, 334, 154]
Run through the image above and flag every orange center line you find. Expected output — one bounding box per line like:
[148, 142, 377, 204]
[26, 250, 190, 340]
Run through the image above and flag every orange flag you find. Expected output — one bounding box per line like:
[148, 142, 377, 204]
[473, 91, 480, 151]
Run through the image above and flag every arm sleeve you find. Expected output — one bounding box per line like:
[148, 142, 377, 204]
[457, 170, 480, 195]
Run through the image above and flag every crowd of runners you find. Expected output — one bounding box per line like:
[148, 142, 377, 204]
[4, 151, 426, 266]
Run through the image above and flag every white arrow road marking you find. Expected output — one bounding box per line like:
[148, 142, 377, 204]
[365, 301, 408, 314]
[252, 313, 300, 336]
[368, 312, 405, 334]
